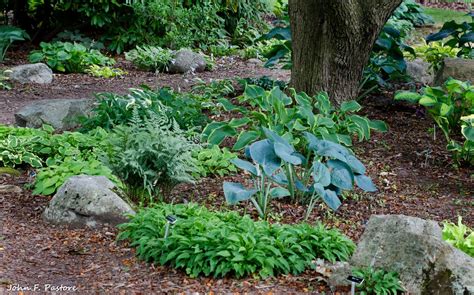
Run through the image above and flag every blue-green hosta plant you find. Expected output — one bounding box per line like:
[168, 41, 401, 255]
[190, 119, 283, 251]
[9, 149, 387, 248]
[395, 79, 474, 141]
[203, 86, 387, 151]
[223, 129, 377, 220]
[442, 216, 474, 257]
[0, 25, 29, 61]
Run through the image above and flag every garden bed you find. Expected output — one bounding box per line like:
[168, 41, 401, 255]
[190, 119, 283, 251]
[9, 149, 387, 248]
[1, 52, 472, 293]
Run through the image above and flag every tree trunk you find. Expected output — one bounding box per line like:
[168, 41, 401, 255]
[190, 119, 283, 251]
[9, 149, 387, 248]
[289, 0, 402, 104]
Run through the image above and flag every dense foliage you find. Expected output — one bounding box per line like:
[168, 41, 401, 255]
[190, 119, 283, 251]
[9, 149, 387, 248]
[203, 86, 387, 150]
[395, 79, 474, 165]
[442, 216, 474, 257]
[29, 41, 115, 73]
[0, 25, 29, 61]
[117, 203, 355, 278]
[125, 46, 173, 72]
[352, 267, 405, 295]
[224, 129, 377, 219]
[105, 111, 200, 203]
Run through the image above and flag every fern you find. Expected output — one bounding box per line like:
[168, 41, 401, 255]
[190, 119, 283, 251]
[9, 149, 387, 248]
[105, 110, 201, 204]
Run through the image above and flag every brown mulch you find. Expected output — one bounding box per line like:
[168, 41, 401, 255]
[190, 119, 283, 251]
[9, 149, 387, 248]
[421, 2, 472, 11]
[1, 50, 473, 294]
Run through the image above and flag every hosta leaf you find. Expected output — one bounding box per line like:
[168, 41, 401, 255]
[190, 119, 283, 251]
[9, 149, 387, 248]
[355, 175, 377, 192]
[345, 155, 366, 174]
[328, 160, 354, 190]
[231, 159, 257, 176]
[418, 95, 437, 107]
[233, 131, 260, 150]
[249, 139, 281, 175]
[274, 142, 302, 165]
[269, 187, 290, 198]
[340, 100, 362, 113]
[369, 120, 388, 132]
[223, 182, 258, 205]
[312, 162, 330, 186]
[394, 91, 421, 103]
[321, 190, 341, 211]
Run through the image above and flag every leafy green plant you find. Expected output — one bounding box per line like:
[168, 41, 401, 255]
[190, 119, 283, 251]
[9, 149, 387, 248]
[352, 267, 405, 295]
[33, 157, 121, 196]
[191, 79, 235, 100]
[29, 41, 115, 73]
[194, 145, 238, 178]
[0, 134, 43, 168]
[80, 87, 209, 132]
[105, 111, 200, 203]
[442, 216, 474, 257]
[117, 203, 355, 278]
[395, 79, 474, 141]
[224, 129, 377, 220]
[85, 65, 126, 78]
[426, 12, 474, 58]
[391, 0, 434, 28]
[125, 46, 173, 72]
[203, 86, 387, 151]
[448, 114, 474, 165]
[410, 42, 460, 71]
[0, 69, 12, 90]
[238, 76, 288, 91]
[0, 25, 29, 61]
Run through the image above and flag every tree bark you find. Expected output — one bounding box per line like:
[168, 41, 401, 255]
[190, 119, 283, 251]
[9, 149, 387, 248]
[289, 0, 402, 104]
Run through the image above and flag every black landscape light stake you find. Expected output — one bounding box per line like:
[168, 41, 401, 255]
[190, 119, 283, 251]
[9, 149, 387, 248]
[347, 275, 364, 295]
[164, 215, 177, 239]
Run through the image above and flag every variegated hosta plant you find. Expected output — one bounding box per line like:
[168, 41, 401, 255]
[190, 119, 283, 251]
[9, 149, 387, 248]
[223, 128, 377, 220]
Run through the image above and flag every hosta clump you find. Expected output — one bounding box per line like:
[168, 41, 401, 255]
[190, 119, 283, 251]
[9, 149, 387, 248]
[117, 203, 355, 278]
[194, 145, 238, 178]
[105, 111, 200, 203]
[125, 46, 173, 72]
[80, 87, 209, 132]
[33, 157, 121, 196]
[352, 267, 405, 295]
[395, 79, 474, 165]
[29, 41, 115, 73]
[203, 86, 387, 150]
[224, 129, 377, 220]
[239, 76, 288, 91]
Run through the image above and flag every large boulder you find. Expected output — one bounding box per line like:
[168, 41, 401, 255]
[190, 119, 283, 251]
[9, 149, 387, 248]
[407, 59, 434, 85]
[43, 175, 134, 227]
[169, 49, 206, 74]
[350, 215, 474, 294]
[9, 63, 53, 84]
[435, 58, 474, 85]
[14, 98, 93, 130]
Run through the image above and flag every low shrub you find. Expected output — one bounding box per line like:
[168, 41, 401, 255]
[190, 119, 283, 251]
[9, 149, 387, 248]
[0, 69, 12, 90]
[442, 216, 474, 257]
[125, 46, 173, 72]
[29, 41, 115, 73]
[117, 203, 355, 278]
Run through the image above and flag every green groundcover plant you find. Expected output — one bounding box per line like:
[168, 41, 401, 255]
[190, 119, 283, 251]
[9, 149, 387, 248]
[352, 267, 405, 295]
[29, 41, 115, 73]
[117, 203, 355, 279]
[442, 216, 474, 257]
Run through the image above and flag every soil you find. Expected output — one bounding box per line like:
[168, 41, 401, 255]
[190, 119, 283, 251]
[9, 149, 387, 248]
[0, 48, 473, 294]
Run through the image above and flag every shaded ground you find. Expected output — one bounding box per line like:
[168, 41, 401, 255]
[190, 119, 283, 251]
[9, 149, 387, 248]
[0, 50, 473, 294]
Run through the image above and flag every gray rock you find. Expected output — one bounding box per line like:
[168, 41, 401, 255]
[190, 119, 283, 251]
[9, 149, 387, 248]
[169, 49, 206, 74]
[15, 98, 94, 130]
[43, 175, 134, 227]
[351, 215, 474, 294]
[326, 261, 352, 288]
[247, 58, 263, 66]
[407, 59, 434, 85]
[435, 58, 474, 85]
[9, 63, 53, 84]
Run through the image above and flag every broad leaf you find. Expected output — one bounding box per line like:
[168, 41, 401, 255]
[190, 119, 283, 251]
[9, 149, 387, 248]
[249, 139, 281, 175]
[312, 162, 331, 187]
[355, 175, 377, 192]
[223, 182, 258, 205]
[231, 159, 258, 176]
[328, 160, 354, 190]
